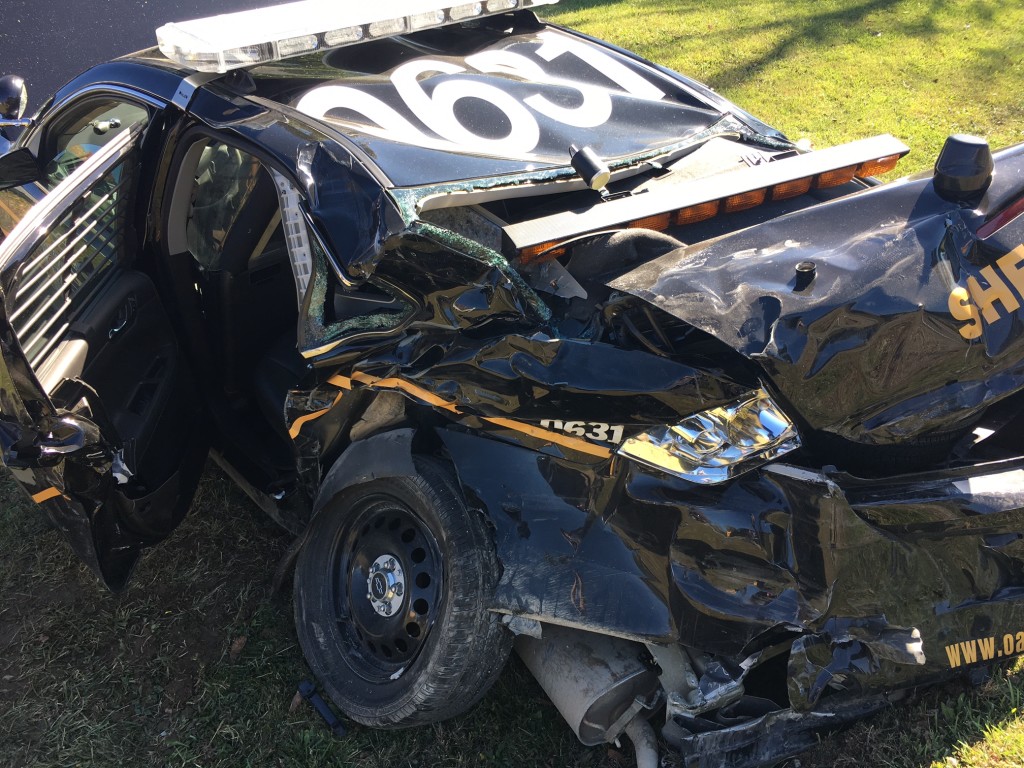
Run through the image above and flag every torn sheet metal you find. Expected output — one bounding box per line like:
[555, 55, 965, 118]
[664, 694, 895, 768]
[440, 421, 1015, 654]
[440, 413, 1024, 728]
[440, 427, 679, 639]
[610, 151, 1024, 452]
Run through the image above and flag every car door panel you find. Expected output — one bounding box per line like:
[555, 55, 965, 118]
[0, 113, 208, 590]
[61, 270, 194, 482]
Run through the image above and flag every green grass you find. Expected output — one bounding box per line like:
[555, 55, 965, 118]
[0, 468, 617, 768]
[4, 1, 1024, 766]
[545, 0, 1024, 178]
[7, 469, 1024, 768]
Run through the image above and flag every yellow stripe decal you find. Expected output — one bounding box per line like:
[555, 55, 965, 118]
[31, 487, 63, 504]
[288, 394, 343, 439]
[292, 370, 612, 458]
[288, 404, 333, 439]
[326, 374, 353, 389]
[482, 416, 613, 459]
[287, 376, 354, 438]
[350, 372, 460, 413]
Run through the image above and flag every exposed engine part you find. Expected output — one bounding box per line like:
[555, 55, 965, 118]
[659, 653, 792, 766]
[645, 642, 699, 700]
[623, 715, 659, 768]
[667, 657, 745, 718]
[514, 623, 661, 747]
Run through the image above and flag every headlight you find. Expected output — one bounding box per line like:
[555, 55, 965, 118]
[617, 389, 799, 484]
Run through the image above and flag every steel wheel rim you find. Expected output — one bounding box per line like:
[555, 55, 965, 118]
[331, 493, 444, 682]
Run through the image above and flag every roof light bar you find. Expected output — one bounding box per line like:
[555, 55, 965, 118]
[507, 135, 909, 258]
[515, 148, 907, 264]
[156, 0, 557, 73]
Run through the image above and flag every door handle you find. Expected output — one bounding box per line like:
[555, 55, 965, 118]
[108, 315, 129, 339]
[37, 414, 103, 458]
[0, 413, 106, 468]
[108, 297, 137, 339]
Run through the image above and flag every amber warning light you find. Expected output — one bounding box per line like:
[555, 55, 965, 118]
[510, 136, 908, 265]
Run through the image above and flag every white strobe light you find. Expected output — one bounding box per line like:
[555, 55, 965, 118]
[156, 0, 558, 73]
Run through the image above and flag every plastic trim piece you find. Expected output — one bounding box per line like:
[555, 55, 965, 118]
[503, 134, 909, 250]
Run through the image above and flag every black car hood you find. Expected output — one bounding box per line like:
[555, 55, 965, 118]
[610, 155, 1024, 447]
[254, 21, 726, 186]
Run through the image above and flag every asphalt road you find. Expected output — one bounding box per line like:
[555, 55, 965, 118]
[1, 0, 269, 114]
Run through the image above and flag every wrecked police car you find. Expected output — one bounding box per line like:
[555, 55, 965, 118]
[2, 0, 1024, 765]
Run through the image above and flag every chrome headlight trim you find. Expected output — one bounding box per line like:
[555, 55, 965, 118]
[616, 388, 800, 484]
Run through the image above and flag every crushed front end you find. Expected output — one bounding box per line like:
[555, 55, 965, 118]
[369, 136, 1024, 765]
[249, 23, 1024, 760]
[444, 413, 1024, 767]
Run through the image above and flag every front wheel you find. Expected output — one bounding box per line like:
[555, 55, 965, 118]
[293, 457, 511, 727]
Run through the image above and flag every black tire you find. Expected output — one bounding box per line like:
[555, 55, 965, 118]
[293, 457, 511, 727]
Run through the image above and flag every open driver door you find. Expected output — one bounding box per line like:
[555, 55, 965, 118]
[0, 120, 208, 591]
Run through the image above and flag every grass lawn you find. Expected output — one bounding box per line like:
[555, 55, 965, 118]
[3, 1, 1024, 766]
[549, 0, 1024, 178]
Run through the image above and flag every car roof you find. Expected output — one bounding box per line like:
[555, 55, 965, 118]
[226, 15, 729, 188]
[17, 4, 748, 194]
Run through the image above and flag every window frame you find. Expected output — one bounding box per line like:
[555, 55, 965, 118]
[1, 87, 160, 247]
[162, 125, 419, 362]
[23, 85, 164, 159]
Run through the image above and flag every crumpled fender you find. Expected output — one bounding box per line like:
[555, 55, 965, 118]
[304, 426, 671, 642]
[610, 168, 1024, 448]
[439, 427, 678, 641]
[311, 428, 417, 515]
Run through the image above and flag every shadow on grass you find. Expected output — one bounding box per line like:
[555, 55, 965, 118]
[548, 0, 1012, 92]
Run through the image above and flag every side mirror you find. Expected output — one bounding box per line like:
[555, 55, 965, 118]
[0, 76, 39, 188]
[0, 75, 32, 154]
[0, 75, 28, 120]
